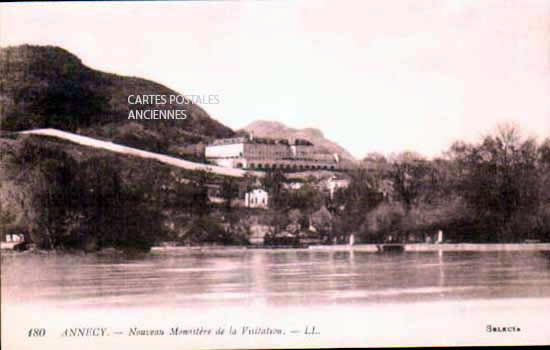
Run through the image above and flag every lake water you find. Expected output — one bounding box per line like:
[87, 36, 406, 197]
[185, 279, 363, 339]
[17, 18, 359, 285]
[3, 248, 550, 308]
[3, 247, 550, 348]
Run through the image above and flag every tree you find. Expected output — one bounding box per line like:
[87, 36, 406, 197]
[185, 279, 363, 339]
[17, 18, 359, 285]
[261, 169, 287, 209]
[288, 183, 323, 214]
[268, 210, 290, 235]
[67, 156, 163, 251]
[389, 151, 432, 212]
[24, 148, 165, 251]
[311, 206, 333, 241]
[449, 124, 541, 242]
[180, 215, 233, 245]
[0, 202, 15, 236]
[221, 177, 238, 211]
[332, 168, 384, 241]
[190, 170, 211, 216]
[31, 152, 81, 249]
[364, 202, 405, 243]
[537, 138, 550, 240]
[362, 152, 389, 173]
[539, 138, 550, 166]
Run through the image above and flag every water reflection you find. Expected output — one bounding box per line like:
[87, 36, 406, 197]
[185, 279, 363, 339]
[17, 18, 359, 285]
[2, 249, 550, 308]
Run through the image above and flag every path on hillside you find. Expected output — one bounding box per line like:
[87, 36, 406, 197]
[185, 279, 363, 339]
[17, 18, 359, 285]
[21, 129, 257, 178]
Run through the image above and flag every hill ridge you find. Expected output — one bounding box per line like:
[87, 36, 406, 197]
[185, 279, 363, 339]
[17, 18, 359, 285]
[241, 120, 356, 162]
[0, 44, 234, 157]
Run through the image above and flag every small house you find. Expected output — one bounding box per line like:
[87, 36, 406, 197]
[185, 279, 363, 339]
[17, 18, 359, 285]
[325, 176, 350, 199]
[245, 188, 269, 208]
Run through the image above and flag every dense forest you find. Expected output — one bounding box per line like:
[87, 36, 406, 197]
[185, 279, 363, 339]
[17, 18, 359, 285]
[342, 124, 550, 243]
[250, 124, 550, 244]
[1, 124, 548, 252]
[0, 134, 249, 252]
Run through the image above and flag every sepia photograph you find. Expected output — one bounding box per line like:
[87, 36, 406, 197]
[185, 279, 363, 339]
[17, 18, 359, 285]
[1, 0, 550, 349]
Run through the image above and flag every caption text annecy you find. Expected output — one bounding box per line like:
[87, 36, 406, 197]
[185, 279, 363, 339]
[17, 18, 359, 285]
[25, 325, 321, 338]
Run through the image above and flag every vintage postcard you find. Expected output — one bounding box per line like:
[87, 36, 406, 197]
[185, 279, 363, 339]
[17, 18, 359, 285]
[1, 0, 549, 349]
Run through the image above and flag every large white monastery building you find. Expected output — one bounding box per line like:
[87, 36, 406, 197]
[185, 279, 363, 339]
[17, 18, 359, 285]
[205, 134, 340, 171]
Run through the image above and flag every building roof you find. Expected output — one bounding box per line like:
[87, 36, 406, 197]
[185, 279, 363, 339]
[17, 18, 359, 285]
[208, 135, 314, 147]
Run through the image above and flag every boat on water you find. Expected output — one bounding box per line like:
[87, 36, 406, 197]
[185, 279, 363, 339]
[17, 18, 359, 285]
[376, 243, 405, 253]
[1, 233, 29, 251]
[255, 233, 309, 249]
[0, 241, 28, 251]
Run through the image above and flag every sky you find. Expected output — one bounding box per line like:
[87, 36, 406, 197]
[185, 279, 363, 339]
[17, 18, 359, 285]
[1, 0, 549, 159]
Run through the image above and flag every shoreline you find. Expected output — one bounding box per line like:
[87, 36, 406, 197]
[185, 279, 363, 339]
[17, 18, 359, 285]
[3, 242, 550, 255]
[153, 242, 550, 252]
[309, 242, 550, 252]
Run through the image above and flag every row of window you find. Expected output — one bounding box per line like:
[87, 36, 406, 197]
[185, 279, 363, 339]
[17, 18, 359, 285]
[243, 163, 336, 170]
[248, 197, 267, 205]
